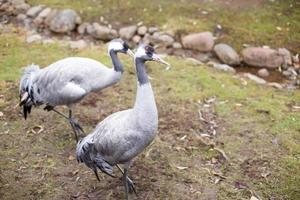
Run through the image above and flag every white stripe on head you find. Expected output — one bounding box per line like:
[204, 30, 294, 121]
[108, 39, 124, 53]
[134, 44, 147, 59]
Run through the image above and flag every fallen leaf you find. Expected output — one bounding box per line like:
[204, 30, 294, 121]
[68, 155, 75, 161]
[176, 166, 188, 170]
[250, 196, 259, 200]
[0, 111, 3, 117]
[214, 147, 229, 161]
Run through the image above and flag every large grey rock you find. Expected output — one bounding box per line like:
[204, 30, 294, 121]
[91, 23, 118, 40]
[49, 9, 80, 33]
[182, 32, 214, 52]
[148, 32, 174, 46]
[119, 25, 137, 40]
[214, 43, 240, 65]
[242, 47, 284, 69]
[26, 5, 44, 18]
[243, 73, 267, 84]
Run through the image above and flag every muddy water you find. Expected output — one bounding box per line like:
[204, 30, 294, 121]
[235, 65, 287, 83]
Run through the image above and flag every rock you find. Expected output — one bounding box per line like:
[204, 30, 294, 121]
[42, 38, 55, 45]
[186, 57, 203, 66]
[16, 13, 27, 22]
[243, 73, 267, 84]
[26, 34, 42, 43]
[148, 27, 158, 34]
[257, 68, 270, 77]
[182, 32, 214, 52]
[77, 22, 89, 35]
[148, 32, 174, 46]
[86, 23, 95, 35]
[242, 47, 284, 69]
[268, 82, 283, 89]
[137, 25, 147, 36]
[37, 7, 52, 19]
[208, 62, 236, 73]
[292, 54, 299, 64]
[44, 9, 57, 26]
[26, 5, 44, 18]
[214, 43, 240, 65]
[278, 48, 292, 67]
[15, 3, 30, 12]
[119, 25, 137, 40]
[132, 35, 141, 44]
[69, 40, 88, 50]
[172, 42, 182, 49]
[92, 23, 118, 40]
[49, 9, 80, 33]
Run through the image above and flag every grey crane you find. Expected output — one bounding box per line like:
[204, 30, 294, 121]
[76, 44, 169, 199]
[19, 39, 134, 141]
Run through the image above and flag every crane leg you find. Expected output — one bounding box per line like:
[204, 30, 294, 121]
[47, 107, 84, 142]
[123, 168, 129, 200]
[117, 165, 137, 195]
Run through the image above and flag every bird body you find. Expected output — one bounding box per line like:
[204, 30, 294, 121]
[27, 57, 122, 107]
[77, 82, 158, 166]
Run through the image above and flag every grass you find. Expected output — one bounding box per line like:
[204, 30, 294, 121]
[0, 29, 300, 199]
[27, 0, 300, 52]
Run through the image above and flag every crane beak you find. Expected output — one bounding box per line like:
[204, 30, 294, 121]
[126, 49, 134, 57]
[152, 54, 170, 66]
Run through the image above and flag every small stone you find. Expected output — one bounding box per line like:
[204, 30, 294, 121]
[77, 22, 89, 35]
[15, 3, 30, 12]
[16, 13, 27, 22]
[42, 38, 55, 45]
[137, 25, 147, 36]
[26, 34, 42, 43]
[119, 25, 137, 40]
[172, 42, 182, 49]
[26, 5, 44, 18]
[208, 62, 236, 73]
[148, 32, 174, 46]
[243, 73, 267, 84]
[69, 40, 87, 50]
[37, 7, 52, 19]
[257, 68, 270, 77]
[148, 27, 158, 34]
[182, 32, 214, 52]
[92, 23, 118, 40]
[132, 35, 141, 44]
[214, 43, 240, 65]
[268, 82, 283, 89]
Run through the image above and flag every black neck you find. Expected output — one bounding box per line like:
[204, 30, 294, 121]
[109, 50, 124, 73]
[135, 58, 149, 85]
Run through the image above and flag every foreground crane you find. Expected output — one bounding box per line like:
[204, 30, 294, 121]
[76, 44, 169, 199]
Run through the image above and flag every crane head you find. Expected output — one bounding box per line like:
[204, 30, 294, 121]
[135, 44, 170, 66]
[108, 39, 134, 57]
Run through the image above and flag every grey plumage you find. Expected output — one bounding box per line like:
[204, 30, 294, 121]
[76, 44, 170, 199]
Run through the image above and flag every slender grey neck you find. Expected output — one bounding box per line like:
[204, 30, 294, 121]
[109, 50, 124, 73]
[135, 58, 149, 85]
